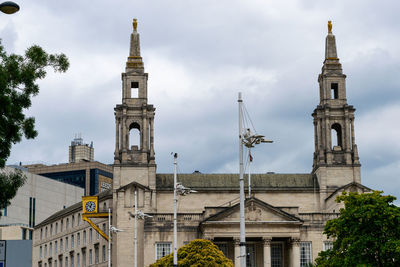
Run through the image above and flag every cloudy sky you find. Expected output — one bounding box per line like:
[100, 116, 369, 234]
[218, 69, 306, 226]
[3, 1, 400, 201]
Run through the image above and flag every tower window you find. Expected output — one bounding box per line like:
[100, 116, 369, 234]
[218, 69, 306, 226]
[331, 83, 338, 99]
[131, 81, 139, 98]
[129, 122, 141, 150]
[331, 123, 342, 149]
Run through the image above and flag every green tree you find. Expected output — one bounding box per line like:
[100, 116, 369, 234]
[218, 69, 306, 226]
[315, 191, 400, 267]
[150, 239, 233, 267]
[0, 40, 69, 217]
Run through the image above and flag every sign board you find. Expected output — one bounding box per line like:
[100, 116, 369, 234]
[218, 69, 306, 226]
[0, 240, 5, 261]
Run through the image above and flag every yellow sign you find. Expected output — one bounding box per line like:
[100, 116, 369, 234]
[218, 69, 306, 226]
[82, 196, 98, 214]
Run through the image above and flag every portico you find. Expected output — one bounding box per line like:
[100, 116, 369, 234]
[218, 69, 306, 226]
[200, 198, 302, 267]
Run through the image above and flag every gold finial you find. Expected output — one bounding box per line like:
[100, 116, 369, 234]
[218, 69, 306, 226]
[133, 18, 138, 32]
[328, 20, 332, 33]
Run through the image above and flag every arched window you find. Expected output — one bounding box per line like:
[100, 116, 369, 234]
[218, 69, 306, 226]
[331, 123, 342, 149]
[129, 122, 141, 150]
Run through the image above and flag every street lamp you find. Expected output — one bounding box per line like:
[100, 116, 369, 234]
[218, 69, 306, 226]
[238, 92, 272, 267]
[0, 1, 19, 14]
[128, 188, 152, 267]
[108, 213, 124, 267]
[173, 153, 196, 267]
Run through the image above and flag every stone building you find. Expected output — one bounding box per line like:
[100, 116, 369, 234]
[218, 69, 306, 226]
[33, 20, 371, 267]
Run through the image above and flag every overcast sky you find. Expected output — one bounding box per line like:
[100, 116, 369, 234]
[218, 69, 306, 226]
[4, 0, 400, 201]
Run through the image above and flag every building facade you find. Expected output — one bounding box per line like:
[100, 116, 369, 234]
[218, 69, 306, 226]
[0, 166, 84, 241]
[69, 135, 94, 163]
[33, 20, 372, 267]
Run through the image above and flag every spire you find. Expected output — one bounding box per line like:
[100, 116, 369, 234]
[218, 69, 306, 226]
[325, 21, 338, 60]
[126, 18, 144, 71]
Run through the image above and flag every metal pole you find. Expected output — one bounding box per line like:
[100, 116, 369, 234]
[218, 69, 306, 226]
[238, 92, 246, 267]
[108, 208, 111, 267]
[248, 148, 251, 198]
[173, 153, 178, 267]
[134, 188, 138, 267]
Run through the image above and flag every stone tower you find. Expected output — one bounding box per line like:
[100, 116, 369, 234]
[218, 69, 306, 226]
[112, 19, 156, 267]
[312, 21, 361, 201]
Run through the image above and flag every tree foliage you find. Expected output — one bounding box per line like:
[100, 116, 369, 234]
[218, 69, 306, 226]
[315, 191, 400, 267]
[150, 239, 233, 267]
[0, 40, 69, 216]
[0, 168, 26, 216]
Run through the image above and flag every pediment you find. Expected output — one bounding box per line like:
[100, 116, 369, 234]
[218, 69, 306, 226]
[203, 198, 302, 223]
[325, 182, 371, 202]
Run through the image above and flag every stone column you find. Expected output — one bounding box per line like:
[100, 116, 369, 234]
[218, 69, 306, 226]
[262, 237, 271, 267]
[234, 238, 240, 267]
[121, 117, 127, 151]
[143, 115, 148, 151]
[115, 117, 120, 153]
[290, 238, 300, 267]
[149, 117, 155, 159]
[350, 119, 355, 149]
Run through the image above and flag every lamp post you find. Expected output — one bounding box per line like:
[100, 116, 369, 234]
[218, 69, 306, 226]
[0, 1, 19, 14]
[173, 153, 196, 267]
[238, 92, 272, 267]
[128, 188, 152, 267]
[108, 217, 124, 267]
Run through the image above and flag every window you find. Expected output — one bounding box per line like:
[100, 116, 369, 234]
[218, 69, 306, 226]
[77, 233, 80, 246]
[46, 227, 48, 238]
[77, 253, 80, 267]
[77, 214, 81, 226]
[45, 244, 47, 257]
[300, 242, 312, 267]
[22, 228, 27, 240]
[331, 123, 343, 149]
[66, 237, 69, 250]
[56, 223, 58, 234]
[102, 245, 106, 262]
[55, 241, 58, 254]
[59, 256, 63, 267]
[95, 244, 99, 264]
[323, 241, 333, 251]
[156, 243, 171, 260]
[72, 215, 75, 228]
[82, 249, 86, 267]
[331, 83, 338, 99]
[216, 243, 228, 256]
[271, 243, 283, 267]
[50, 224, 53, 236]
[61, 220, 63, 232]
[70, 254, 74, 267]
[54, 260, 57, 267]
[89, 229, 92, 243]
[41, 229, 43, 240]
[65, 257, 68, 267]
[83, 231, 86, 245]
[89, 249, 92, 265]
[71, 235, 74, 249]
[29, 230, 33, 240]
[49, 242, 52, 256]
[131, 81, 139, 98]
[66, 218, 69, 229]
[60, 239, 63, 252]
[40, 246, 43, 259]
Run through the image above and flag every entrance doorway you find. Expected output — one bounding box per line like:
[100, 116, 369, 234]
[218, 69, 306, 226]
[246, 244, 256, 267]
[271, 243, 283, 267]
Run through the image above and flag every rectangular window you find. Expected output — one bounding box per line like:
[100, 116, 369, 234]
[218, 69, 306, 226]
[89, 229, 92, 243]
[59, 256, 63, 267]
[89, 249, 92, 265]
[61, 220, 63, 232]
[66, 237, 69, 250]
[131, 81, 139, 98]
[323, 241, 333, 251]
[102, 245, 106, 262]
[55, 241, 58, 254]
[70, 254, 74, 267]
[60, 239, 63, 252]
[56, 223, 58, 234]
[271, 243, 283, 267]
[77, 253, 80, 267]
[29, 230, 33, 240]
[3, 204, 7, 216]
[45, 245, 47, 257]
[331, 83, 339, 99]
[71, 235, 74, 249]
[22, 228, 27, 240]
[29, 197, 32, 227]
[217, 243, 228, 256]
[77, 233, 80, 246]
[33, 197, 36, 227]
[65, 257, 68, 267]
[50, 224, 53, 236]
[95, 245, 99, 264]
[300, 242, 312, 267]
[72, 216, 75, 228]
[82, 249, 86, 267]
[83, 231, 86, 245]
[49, 242, 52, 256]
[155, 243, 171, 260]
[40, 246, 43, 259]
[54, 260, 57, 267]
